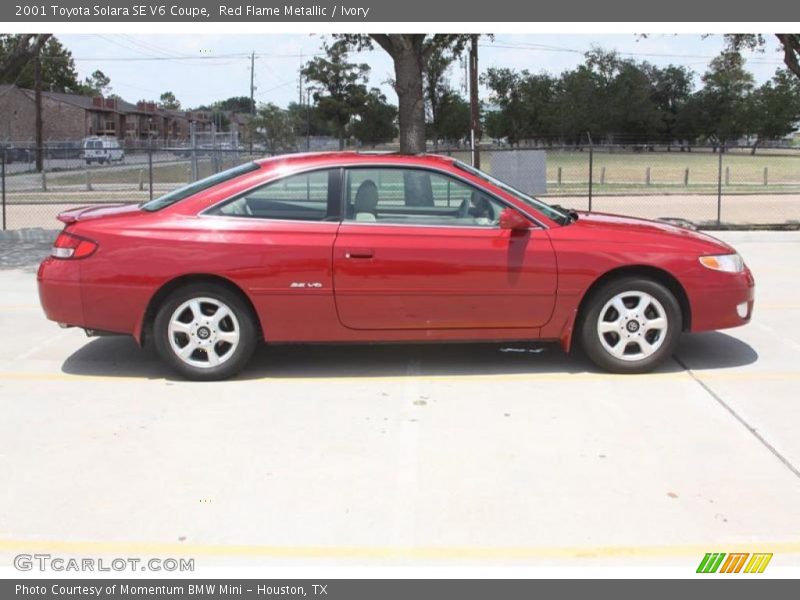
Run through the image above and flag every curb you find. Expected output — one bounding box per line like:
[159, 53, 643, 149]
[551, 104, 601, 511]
[0, 228, 59, 243]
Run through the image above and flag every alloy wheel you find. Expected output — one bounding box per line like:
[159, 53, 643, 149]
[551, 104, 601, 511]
[167, 297, 240, 368]
[596, 291, 668, 362]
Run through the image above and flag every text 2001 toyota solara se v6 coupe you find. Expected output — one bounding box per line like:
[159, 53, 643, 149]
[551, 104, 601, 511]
[38, 152, 754, 380]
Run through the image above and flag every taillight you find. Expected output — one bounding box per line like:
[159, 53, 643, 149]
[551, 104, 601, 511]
[52, 230, 98, 259]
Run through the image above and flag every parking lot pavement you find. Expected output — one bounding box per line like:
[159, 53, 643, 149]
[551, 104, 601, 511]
[1, 232, 799, 567]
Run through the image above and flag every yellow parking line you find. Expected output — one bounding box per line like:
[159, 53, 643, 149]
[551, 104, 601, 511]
[1, 538, 799, 560]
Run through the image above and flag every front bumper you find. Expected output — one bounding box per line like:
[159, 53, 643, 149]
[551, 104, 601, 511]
[689, 267, 755, 332]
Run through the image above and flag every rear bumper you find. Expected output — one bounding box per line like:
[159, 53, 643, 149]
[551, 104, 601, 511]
[689, 267, 755, 332]
[37, 257, 84, 327]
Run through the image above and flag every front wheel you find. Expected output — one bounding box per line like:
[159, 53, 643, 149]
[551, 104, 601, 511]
[153, 284, 258, 380]
[578, 277, 682, 374]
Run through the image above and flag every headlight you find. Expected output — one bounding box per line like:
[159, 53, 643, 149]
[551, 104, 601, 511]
[699, 253, 744, 273]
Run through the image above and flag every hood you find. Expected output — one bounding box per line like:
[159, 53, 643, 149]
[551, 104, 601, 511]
[569, 211, 734, 254]
[57, 203, 143, 224]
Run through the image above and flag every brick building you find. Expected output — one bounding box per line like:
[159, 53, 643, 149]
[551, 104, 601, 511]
[0, 84, 213, 146]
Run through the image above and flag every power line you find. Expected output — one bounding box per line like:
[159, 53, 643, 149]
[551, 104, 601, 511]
[483, 41, 784, 64]
[64, 52, 325, 62]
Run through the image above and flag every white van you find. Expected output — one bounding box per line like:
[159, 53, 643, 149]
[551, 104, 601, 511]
[83, 137, 125, 164]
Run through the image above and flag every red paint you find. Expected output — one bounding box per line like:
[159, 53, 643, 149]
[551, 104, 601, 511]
[37, 152, 754, 349]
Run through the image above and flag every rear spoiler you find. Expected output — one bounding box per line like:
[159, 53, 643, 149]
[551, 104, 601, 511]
[56, 204, 127, 224]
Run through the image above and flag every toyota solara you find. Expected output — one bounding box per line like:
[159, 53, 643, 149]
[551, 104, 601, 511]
[37, 152, 754, 380]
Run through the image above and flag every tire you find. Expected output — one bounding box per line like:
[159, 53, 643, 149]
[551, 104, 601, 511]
[153, 283, 259, 381]
[578, 277, 682, 374]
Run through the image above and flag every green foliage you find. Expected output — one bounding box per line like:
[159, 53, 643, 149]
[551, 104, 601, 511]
[694, 52, 755, 146]
[352, 89, 398, 146]
[80, 70, 112, 96]
[750, 70, 800, 143]
[0, 34, 82, 93]
[159, 91, 181, 110]
[252, 103, 296, 152]
[286, 101, 334, 138]
[483, 46, 798, 148]
[301, 40, 370, 149]
[435, 91, 470, 144]
[216, 96, 255, 113]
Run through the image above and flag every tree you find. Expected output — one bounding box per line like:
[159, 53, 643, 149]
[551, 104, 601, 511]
[553, 65, 603, 145]
[0, 34, 87, 93]
[435, 91, 470, 145]
[724, 34, 800, 80]
[604, 60, 662, 144]
[286, 101, 334, 139]
[252, 103, 296, 152]
[0, 34, 51, 82]
[749, 69, 800, 152]
[82, 70, 112, 96]
[647, 65, 694, 144]
[352, 89, 398, 147]
[422, 41, 463, 149]
[482, 68, 528, 145]
[159, 91, 181, 110]
[217, 96, 255, 113]
[302, 40, 370, 149]
[695, 52, 755, 149]
[337, 35, 472, 154]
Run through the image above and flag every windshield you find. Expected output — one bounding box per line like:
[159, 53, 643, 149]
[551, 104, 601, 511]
[140, 162, 260, 212]
[454, 161, 571, 225]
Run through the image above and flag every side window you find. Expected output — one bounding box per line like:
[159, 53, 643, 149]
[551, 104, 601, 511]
[346, 168, 505, 227]
[208, 169, 336, 221]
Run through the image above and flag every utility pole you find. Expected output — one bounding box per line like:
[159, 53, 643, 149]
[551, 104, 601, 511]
[249, 51, 255, 153]
[469, 34, 481, 169]
[34, 47, 43, 172]
[298, 52, 304, 105]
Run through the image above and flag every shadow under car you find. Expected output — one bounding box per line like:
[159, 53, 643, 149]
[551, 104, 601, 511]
[59, 331, 758, 381]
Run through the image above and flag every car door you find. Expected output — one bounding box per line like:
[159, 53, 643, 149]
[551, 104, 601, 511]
[202, 168, 342, 341]
[332, 166, 557, 330]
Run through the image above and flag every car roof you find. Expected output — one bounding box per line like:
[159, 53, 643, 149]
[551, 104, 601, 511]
[254, 151, 459, 170]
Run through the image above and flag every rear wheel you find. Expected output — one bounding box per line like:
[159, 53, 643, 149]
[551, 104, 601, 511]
[578, 277, 682, 373]
[153, 283, 258, 380]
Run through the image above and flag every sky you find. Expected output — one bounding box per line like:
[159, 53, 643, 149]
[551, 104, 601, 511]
[58, 33, 788, 109]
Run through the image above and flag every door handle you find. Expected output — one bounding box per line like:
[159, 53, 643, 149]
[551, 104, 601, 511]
[344, 249, 374, 259]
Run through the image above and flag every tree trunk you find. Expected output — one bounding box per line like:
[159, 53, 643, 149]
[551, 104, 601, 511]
[393, 46, 426, 154]
[776, 34, 800, 80]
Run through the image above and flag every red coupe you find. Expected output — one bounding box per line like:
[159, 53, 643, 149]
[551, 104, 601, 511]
[38, 152, 754, 380]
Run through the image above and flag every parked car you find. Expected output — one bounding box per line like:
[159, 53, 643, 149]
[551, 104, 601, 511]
[83, 137, 124, 164]
[45, 140, 83, 160]
[0, 143, 32, 163]
[37, 152, 755, 380]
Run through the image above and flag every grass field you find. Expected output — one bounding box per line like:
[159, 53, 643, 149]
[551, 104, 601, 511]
[46, 158, 253, 187]
[9, 149, 800, 197]
[446, 149, 800, 194]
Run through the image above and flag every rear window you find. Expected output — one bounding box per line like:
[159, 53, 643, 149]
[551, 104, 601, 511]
[140, 162, 261, 212]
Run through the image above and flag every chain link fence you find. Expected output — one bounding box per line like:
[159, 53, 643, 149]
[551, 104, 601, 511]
[2, 145, 799, 231]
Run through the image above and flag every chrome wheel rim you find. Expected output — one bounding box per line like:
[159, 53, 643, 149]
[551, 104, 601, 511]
[597, 291, 668, 362]
[167, 297, 240, 369]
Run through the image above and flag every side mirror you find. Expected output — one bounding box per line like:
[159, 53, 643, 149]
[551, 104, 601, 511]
[499, 208, 531, 231]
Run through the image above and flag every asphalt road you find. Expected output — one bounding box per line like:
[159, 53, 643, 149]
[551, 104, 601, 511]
[0, 232, 799, 570]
